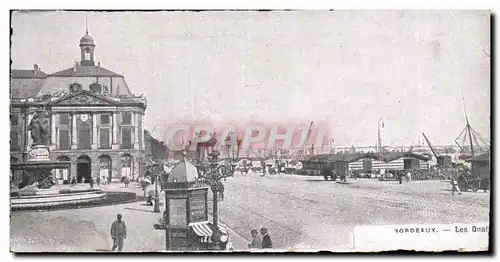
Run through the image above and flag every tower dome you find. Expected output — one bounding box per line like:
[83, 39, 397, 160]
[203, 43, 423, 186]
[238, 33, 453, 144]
[79, 30, 96, 66]
[79, 33, 95, 47]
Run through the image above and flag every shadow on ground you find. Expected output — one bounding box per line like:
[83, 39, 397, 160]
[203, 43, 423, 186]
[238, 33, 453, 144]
[124, 207, 157, 213]
[441, 189, 489, 193]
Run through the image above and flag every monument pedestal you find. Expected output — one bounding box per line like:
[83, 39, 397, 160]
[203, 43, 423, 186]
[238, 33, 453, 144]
[27, 145, 50, 162]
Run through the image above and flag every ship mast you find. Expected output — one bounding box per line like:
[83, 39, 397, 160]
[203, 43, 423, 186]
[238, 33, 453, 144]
[455, 89, 489, 158]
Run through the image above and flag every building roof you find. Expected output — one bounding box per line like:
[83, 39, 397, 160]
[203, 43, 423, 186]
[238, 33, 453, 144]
[50, 65, 123, 77]
[11, 69, 48, 79]
[301, 151, 431, 163]
[10, 69, 47, 98]
[382, 152, 431, 162]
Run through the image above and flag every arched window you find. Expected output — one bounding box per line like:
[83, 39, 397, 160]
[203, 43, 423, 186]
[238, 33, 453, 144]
[89, 83, 102, 94]
[84, 47, 91, 60]
[69, 83, 82, 93]
[99, 155, 113, 182]
[56, 156, 71, 184]
[121, 154, 133, 180]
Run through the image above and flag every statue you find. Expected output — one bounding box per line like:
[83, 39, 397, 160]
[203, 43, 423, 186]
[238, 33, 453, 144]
[28, 111, 51, 146]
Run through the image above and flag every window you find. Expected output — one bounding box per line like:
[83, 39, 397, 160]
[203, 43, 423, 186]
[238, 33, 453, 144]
[59, 130, 70, 150]
[84, 48, 91, 60]
[100, 128, 110, 149]
[121, 155, 132, 167]
[78, 124, 92, 150]
[10, 131, 18, 151]
[59, 114, 70, 125]
[121, 127, 132, 149]
[10, 114, 18, 126]
[90, 83, 102, 94]
[121, 112, 132, 125]
[58, 114, 71, 150]
[100, 114, 110, 125]
[69, 83, 82, 93]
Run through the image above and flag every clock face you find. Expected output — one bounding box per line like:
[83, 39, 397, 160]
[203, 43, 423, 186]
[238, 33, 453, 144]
[80, 114, 89, 122]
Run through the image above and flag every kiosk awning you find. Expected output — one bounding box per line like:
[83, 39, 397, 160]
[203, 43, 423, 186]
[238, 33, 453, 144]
[189, 221, 228, 243]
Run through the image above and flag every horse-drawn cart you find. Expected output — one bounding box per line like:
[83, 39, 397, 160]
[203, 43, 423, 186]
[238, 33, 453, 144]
[457, 173, 490, 192]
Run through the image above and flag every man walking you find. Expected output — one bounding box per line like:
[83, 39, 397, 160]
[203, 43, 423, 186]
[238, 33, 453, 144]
[451, 176, 462, 195]
[260, 228, 273, 249]
[406, 170, 412, 183]
[111, 214, 127, 252]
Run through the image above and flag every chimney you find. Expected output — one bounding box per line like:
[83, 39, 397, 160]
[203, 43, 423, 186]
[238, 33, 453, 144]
[73, 61, 78, 72]
[98, 62, 101, 67]
[33, 64, 39, 75]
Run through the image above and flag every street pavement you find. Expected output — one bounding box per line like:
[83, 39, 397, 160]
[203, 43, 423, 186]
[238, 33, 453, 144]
[10, 183, 249, 252]
[10, 174, 490, 252]
[212, 172, 490, 251]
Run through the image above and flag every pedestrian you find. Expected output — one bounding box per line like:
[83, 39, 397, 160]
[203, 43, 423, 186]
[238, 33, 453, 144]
[110, 214, 127, 252]
[96, 176, 101, 187]
[260, 228, 273, 249]
[451, 176, 462, 195]
[89, 177, 94, 189]
[406, 170, 412, 183]
[247, 229, 262, 249]
[124, 177, 129, 188]
[220, 228, 229, 250]
[398, 171, 403, 184]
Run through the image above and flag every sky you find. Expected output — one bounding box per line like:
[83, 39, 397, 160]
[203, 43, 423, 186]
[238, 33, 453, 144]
[10, 10, 490, 147]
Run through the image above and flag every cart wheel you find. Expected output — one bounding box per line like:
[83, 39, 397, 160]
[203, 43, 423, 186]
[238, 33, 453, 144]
[472, 183, 479, 192]
[332, 175, 337, 181]
[324, 176, 329, 181]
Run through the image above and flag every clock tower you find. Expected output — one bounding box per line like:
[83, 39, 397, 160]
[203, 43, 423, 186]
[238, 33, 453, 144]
[79, 28, 95, 66]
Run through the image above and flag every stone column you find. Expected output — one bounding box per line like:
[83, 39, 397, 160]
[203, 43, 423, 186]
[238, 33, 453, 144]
[133, 112, 139, 149]
[71, 113, 78, 149]
[91, 114, 98, 149]
[108, 126, 112, 149]
[56, 126, 60, 150]
[50, 113, 57, 150]
[112, 112, 119, 149]
[140, 113, 145, 150]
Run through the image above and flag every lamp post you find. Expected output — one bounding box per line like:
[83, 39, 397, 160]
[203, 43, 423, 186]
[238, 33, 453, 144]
[146, 161, 161, 213]
[153, 168, 160, 213]
[196, 150, 234, 249]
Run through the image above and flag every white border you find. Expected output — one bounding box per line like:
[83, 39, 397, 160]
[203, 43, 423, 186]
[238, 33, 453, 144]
[2, 1, 498, 262]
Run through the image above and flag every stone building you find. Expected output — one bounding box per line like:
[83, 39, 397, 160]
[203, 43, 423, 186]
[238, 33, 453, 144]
[10, 30, 147, 184]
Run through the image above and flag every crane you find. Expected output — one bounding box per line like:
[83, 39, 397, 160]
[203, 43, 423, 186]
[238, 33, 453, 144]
[289, 121, 314, 164]
[422, 133, 439, 160]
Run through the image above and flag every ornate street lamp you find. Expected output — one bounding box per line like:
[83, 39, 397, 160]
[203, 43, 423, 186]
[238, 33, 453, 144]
[145, 161, 162, 213]
[196, 150, 234, 249]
